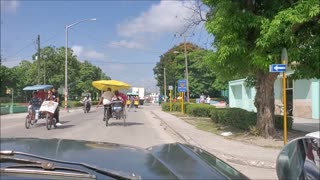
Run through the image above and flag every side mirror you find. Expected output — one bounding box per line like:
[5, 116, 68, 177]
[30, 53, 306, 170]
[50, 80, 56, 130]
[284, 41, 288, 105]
[276, 136, 320, 180]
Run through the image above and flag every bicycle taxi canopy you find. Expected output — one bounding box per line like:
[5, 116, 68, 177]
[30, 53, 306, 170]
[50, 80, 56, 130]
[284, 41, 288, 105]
[23, 85, 53, 91]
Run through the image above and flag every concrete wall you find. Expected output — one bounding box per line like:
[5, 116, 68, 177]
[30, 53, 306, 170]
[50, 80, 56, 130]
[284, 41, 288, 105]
[229, 79, 256, 112]
[229, 78, 320, 120]
[293, 80, 312, 118]
[311, 79, 320, 119]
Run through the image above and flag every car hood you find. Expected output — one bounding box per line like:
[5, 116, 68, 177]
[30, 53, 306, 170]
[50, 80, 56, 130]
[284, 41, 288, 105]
[1, 138, 248, 179]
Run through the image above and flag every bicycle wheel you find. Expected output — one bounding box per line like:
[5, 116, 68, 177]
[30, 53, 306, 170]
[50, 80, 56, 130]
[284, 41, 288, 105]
[46, 113, 52, 130]
[25, 115, 31, 129]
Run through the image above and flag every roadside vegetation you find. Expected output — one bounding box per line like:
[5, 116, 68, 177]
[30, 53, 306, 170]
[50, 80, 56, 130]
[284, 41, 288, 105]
[155, 0, 319, 138]
[161, 102, 305, 148]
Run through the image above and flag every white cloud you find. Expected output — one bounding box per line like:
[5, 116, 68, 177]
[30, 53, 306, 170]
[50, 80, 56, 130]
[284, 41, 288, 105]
[117, 1, 203, 37]
[1, 0, 20, 13]
[71, 45, 105, 60]
[108, 40, 146, 49]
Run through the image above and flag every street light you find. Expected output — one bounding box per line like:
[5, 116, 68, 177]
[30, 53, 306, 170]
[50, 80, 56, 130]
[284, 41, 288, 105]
[173, 48, 189, 103]
[65, 18, 96, 110]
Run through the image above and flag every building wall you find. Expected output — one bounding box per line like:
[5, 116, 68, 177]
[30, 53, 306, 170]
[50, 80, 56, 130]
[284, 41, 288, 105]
[229, 78, 320, 119]
[311, 79, 320, 119]
[229, 79, 256, 112]
[293, 80, 312, 118]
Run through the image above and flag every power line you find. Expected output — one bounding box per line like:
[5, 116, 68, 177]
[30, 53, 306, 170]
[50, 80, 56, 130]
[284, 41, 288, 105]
[4, 33, 60, 61]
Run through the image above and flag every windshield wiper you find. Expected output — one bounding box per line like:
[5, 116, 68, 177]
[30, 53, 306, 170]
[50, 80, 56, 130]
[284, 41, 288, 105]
[1, 150, 140, 180]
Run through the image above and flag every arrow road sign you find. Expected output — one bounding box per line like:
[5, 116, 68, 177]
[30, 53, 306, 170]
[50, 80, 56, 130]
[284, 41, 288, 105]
[269, 64, 286, 72]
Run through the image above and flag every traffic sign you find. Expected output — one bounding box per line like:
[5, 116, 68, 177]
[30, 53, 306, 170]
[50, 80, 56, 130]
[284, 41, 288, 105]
[269, 64, 286, 72]
[168, 85, 173, 90]
[177, 79, 187, 92]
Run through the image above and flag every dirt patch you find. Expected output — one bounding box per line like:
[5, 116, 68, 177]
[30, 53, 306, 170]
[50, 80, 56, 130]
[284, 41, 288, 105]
[169, 112, 307, 149]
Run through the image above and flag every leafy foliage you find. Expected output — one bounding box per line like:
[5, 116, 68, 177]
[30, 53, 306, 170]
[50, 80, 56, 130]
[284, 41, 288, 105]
[153, 43, 221, 98]
[203, 0, 319, 137]
[1, 46, 110, 100]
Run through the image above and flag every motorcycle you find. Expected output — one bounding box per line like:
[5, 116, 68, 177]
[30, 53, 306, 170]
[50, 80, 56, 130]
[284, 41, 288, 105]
[80, 100, 91, 113]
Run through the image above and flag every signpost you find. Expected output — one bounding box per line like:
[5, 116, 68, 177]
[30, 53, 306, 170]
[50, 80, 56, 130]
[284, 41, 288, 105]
[281, 48, 288, 145]
[269, 48, 288, 145]
[269, 64, 286, 72]
[178, 80, 186, 113]
[168, 85, 173, 111]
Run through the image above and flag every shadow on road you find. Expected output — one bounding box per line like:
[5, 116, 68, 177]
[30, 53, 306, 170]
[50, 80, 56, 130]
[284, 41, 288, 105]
[108, 122, 144, 126]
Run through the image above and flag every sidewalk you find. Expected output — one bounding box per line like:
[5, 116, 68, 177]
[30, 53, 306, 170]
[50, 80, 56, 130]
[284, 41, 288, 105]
[292, 116, 320, 133]
[151, 108, 280, 169]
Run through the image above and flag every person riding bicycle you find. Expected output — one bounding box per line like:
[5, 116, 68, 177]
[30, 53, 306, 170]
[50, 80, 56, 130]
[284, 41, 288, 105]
[29, 91, 42, 121]
[46, 90, 62, 126]
[97, 88, 114, 121]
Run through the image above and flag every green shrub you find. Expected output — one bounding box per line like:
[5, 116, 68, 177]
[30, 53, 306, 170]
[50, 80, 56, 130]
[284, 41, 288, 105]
[162, 102, 190, 112]
[189, 98, 196, 103]
[186, 104, 215, 117]
[210, 108, 293, 131]
[162, 102, 170, 111]
[275, 115, 293, 130]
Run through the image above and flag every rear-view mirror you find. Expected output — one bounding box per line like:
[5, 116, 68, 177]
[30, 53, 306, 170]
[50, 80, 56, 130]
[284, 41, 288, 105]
[276, 137, 320, 180]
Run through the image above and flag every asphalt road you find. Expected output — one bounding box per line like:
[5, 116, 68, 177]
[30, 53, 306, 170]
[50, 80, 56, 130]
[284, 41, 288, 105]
[1, 104, 278, 179]
[0, 105, 176, 149]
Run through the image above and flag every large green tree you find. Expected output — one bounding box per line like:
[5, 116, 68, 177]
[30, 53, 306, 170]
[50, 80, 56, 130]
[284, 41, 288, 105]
[153, 43, 220, 98]
[1, 46, 110, 100]
[203, 0, 320, 137]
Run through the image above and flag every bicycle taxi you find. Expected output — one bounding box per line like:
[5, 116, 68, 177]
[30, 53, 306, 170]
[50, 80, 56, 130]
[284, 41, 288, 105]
[92, 80, 130, 127]
[23, 85, 58, 130]
[126, 92, 139, 108]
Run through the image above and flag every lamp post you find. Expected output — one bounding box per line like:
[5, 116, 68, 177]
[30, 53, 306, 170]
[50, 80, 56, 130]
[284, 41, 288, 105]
[173, 49, 189, 102]
[64, 18, 96, 110]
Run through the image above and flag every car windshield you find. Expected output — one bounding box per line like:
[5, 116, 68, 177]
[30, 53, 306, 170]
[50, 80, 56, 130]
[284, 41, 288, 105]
[1, 0, 319, 180]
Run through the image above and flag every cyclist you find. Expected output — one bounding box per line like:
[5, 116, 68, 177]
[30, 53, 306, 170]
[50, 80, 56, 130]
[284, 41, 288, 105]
[29, 91, 42, 122]
[97, 88, 113, 121]
[46, 90, 62, 126]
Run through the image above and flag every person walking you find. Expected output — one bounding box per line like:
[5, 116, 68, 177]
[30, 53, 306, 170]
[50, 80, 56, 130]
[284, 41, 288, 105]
[128, 96, 135, 112]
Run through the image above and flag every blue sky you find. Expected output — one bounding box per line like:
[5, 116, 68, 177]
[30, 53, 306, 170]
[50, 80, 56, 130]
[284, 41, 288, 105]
[1, 0, 212, 92]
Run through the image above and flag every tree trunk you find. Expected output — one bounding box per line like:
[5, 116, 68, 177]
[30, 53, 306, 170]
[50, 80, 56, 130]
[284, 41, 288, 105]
[254, 70, 278, 138]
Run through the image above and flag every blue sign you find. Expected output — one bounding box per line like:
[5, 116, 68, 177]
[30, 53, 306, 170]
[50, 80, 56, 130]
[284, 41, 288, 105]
[269, 64, 286, 72]
[177, 79, 187, 92]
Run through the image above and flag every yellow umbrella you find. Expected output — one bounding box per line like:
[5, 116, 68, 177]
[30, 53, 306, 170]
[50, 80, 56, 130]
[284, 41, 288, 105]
[92, 80, 131, 91]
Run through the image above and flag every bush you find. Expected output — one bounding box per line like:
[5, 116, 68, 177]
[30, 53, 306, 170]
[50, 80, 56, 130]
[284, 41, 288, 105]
[189, 98, 196, 103]
[210, 108, 256, 130]
[185, 104, 215, 117]
[210, 108, 293, 131]
[161, 102, 190, 112]
[275, 115, 293, 130]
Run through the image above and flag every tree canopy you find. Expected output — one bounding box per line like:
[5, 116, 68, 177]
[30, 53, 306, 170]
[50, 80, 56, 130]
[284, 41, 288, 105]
[153, 43, 221, 98]
[0, 46, 110, 99]
[203, 0, 319, 137]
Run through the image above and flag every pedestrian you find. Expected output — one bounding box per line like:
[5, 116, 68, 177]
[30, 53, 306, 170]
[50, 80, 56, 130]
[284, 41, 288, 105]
[29, 91, 42, 121]
[128, 95, 135, 112]
[206, 95, 211, 104]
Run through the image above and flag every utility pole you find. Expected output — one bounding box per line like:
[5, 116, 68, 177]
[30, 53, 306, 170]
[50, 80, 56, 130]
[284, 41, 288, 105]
[37, 35, 40, 84]
[164, 67, 166, 102]
[178, 33, 194, 103]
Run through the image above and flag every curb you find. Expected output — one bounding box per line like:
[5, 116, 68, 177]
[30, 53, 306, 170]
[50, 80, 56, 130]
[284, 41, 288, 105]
[151, 110, 276, 169]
